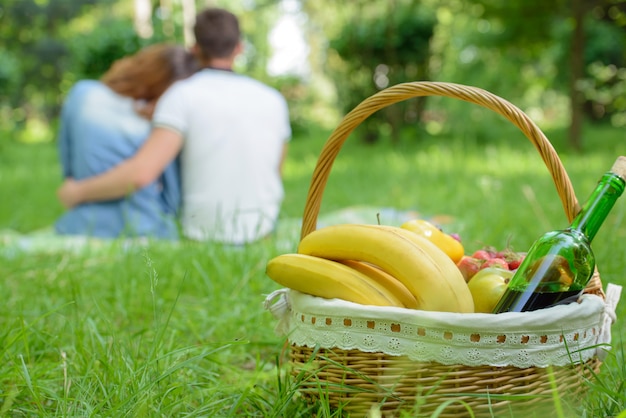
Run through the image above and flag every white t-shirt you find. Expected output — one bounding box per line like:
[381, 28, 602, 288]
[153, 69, 291, 244]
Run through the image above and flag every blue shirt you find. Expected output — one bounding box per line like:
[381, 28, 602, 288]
[54, 80, 180, 239]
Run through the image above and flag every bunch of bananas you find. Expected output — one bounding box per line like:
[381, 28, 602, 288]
[266, 224, 475, 313]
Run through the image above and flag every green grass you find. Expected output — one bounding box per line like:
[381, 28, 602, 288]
[1, 120, 625, 416]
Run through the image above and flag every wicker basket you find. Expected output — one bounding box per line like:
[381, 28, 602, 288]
[283, 82, 611, 417]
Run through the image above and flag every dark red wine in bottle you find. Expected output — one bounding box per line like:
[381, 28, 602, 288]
[493, 156, 626, 313]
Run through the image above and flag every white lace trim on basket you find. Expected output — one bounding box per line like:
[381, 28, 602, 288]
[264, 284, 622, 368]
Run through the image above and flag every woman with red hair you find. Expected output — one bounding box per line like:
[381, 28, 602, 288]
[55, 44, 198, 239]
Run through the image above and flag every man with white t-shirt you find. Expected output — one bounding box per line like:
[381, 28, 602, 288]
[57, 8, 291, 244]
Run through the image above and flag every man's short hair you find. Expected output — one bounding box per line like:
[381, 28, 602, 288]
[194, 8, 241, 60]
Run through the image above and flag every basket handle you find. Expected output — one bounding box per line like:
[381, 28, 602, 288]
[300, 81, 581, 239]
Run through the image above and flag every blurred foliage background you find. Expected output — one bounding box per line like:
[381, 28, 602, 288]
[0, 0, 625, 148]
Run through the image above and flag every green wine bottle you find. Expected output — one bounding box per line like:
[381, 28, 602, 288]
[493, 156, 626, 313]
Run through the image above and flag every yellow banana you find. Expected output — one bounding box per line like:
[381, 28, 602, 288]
[375, 225, 474, 313]
[298, 224, 474, 313]
[338, 260, 419, 309]
[266, 253, 405, 307]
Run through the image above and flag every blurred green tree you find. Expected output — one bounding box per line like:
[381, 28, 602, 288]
[0, 0, 117, 131]
[327, 0, 436, 143]
[461, 0, 626, 150]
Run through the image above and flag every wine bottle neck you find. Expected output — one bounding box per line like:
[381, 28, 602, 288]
[570, 172, 625, 242]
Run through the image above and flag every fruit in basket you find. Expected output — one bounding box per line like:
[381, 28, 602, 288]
[384, 225, 474, 304]
[338, 260, 419, 309]
[298, 224, 474, 313]
[467, 267, 513, 313]
[483, 257, 509, 270]
[400, 219, 465, 263]
[456, 255, 483, 282]
[266, 253, 406, 307]
[472, 249, 492, 261]
[501, 250, 526, 270]
[456, 247, 526, 281]
[481, 247, 526, 269]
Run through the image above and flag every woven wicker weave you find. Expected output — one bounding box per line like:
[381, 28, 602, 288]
[290, 347, 600, 417]
[288, 82, 606, 417]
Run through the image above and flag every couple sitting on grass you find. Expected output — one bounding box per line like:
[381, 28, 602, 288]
[55, 7, 291, 245]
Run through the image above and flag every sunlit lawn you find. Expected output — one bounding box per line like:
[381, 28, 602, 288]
[0, 118, 625, 416]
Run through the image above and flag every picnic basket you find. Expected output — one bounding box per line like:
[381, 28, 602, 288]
[265, 82, 621, 417]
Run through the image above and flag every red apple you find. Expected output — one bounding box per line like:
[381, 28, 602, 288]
[482, 257, 509, 270]
[472, 250, 492, 261]
[456, 256, 484, 282]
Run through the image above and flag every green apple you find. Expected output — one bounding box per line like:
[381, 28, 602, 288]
[467, 267, 513, 313]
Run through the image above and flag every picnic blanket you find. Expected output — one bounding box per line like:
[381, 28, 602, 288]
[0, 206, 455, 256]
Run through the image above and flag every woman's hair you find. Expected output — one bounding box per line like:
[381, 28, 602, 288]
[194, 8, 240, 60]
[101, 43, 198, 101]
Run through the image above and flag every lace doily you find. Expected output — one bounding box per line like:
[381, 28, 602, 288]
[264, 284, 622, 368]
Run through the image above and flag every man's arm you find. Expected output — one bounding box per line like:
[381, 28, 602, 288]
[57, 127, 183, 208]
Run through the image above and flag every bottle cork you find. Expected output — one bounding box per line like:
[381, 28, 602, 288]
[611, 156, 626, 181]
